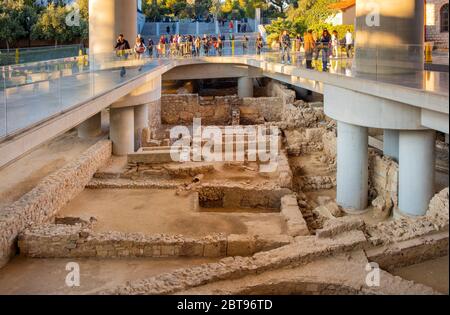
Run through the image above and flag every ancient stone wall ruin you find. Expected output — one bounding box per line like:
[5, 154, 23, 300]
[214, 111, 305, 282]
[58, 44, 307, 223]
[161, 94, 240, 125]
[19, 224, 291, 259]
[0, 140, 112, 268]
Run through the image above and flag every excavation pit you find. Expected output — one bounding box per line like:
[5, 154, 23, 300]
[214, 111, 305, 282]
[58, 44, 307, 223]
[57, 188, 288, 237]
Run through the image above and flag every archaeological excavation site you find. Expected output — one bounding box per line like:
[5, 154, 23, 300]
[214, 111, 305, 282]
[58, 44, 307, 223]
[0, 77, 448, 296]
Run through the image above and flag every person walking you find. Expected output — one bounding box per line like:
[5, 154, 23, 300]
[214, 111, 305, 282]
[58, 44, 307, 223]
[242, 35, 249, 54]
[331, 30, 339, 58]
[280, 30, 291, 65]
[202, 35, 209, 56]
[345, 29, 353, 58]
[303, 30, 315, 69]
[217, 36, 223, 56]
[115, 34, 131, 55]
[147, 38, 154, 58]
[158, 35, 166, 58]
[115, 34, 130, 77]
[194, 36, 201, 57]
[134, 37, 146, 60]
[256, 33, 264, 55]
[320, 29, 331, 71]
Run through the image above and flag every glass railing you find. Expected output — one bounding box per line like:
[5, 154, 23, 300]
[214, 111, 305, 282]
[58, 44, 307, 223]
[0, 44, 84, 66]
[0, 40, 447, 141]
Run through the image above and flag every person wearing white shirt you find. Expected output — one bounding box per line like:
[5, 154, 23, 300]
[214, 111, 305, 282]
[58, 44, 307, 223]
[332, 30, 339, 58]
[345, 30, 353, 58]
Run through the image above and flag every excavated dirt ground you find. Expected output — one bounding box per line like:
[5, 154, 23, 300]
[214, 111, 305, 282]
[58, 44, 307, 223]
[391, 255, 449, 294]
[391, 256, 449, 295]
[0, 256, 217, 295]
[58, 189, 286, 237]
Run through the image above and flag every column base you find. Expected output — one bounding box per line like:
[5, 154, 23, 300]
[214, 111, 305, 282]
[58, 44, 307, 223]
[238, 77, 254, 98]
[110, 107, 135, 156]
[77, 113, 102, 139]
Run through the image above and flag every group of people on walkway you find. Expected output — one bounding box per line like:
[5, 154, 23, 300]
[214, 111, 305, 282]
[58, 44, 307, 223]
[115, 33, 265, 59]
[279, 29, 354, 71]
[113, 28, 353, 76]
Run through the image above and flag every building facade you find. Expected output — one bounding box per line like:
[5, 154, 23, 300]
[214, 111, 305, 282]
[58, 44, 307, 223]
[426, 0, 449, 49]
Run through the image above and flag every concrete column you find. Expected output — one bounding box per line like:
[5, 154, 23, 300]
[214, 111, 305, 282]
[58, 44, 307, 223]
[134, 104, 149, 151]
[355, 0, 424, 74]
[384, 129, 399, 162]
[337, 121, 369, 212]
[89, 0, 116, 55]
[196, 21, 200, 36]
[115, 0, 137, 43]
[156, 23, 160, 36]
[110, 107, 135, 156]
[176, 22, 180, 34]
[238, 77, 253, 98]
[77, 113, 102, 139]
[398, 130, 436, 217]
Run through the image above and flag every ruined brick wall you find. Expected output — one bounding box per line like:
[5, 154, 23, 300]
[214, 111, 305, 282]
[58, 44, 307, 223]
[322, 130, 337, 168]
[426, 0, 449, 49]
[161, 94, 240, 125]
[0, 140, 112, 268]
[148, 99, 162, 131]
[266, 81, 296, 106]
[368, 150, 399, 208]
[240, 97, 283, 124]
[19, 224, 291, 259]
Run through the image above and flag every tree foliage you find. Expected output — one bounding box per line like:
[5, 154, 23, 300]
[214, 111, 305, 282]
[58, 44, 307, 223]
[0, 0, 35, 50]
[31, 1, 88, 46]
[266, 0, 354, 42]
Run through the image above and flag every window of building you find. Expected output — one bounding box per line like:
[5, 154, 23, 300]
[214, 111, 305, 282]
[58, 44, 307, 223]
[441, 3, 449, 33]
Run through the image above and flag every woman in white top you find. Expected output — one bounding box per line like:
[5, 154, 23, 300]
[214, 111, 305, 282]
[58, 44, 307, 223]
[331, 30, 339, 58]
[134, 37, 147, 60]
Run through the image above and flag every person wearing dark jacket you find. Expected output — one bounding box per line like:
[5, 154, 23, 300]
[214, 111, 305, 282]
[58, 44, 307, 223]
[115, 34, 130, 77]
[319, 29, 331, 71]
[115, 34, 130, 53]
[280, 30, 291, 65]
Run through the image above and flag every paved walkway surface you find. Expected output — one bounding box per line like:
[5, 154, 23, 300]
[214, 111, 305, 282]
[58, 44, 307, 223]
[0, 51, 448, 140]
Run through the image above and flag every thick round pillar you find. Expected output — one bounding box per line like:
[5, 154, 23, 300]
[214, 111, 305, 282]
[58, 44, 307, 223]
[89, 0, 116, 55]
[355, 0, 424, 74]
[134, 104, 149, 150]
[384, 129, 399, 162]
[77, 113, 102, 139]
[398, 130, 436, 217]
[238, 77, 253, 98]
[110, 107, 135, 156]
[115, 0, 137, 42]
[337, 121, 369, 212]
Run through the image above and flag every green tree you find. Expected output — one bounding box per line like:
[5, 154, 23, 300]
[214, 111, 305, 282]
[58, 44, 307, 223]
[32, 4, 75, 46]
[0, 1, 30, 50]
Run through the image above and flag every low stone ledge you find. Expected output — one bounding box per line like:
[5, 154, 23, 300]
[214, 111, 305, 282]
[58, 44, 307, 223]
[18, 225, 292, 259]
[101, 230, 367, 295]
[365, 231, 449, 271]
[316, 217, 365, 239]
[86, 178, 181, 190]
[277, 151, 293, 189]
[0, 140, 112, 268]
[280, 195, 310, 237]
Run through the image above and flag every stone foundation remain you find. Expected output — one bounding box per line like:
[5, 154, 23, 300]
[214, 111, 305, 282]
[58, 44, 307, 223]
[0, 140, 112, 268]
[18, 224, 292, 259]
